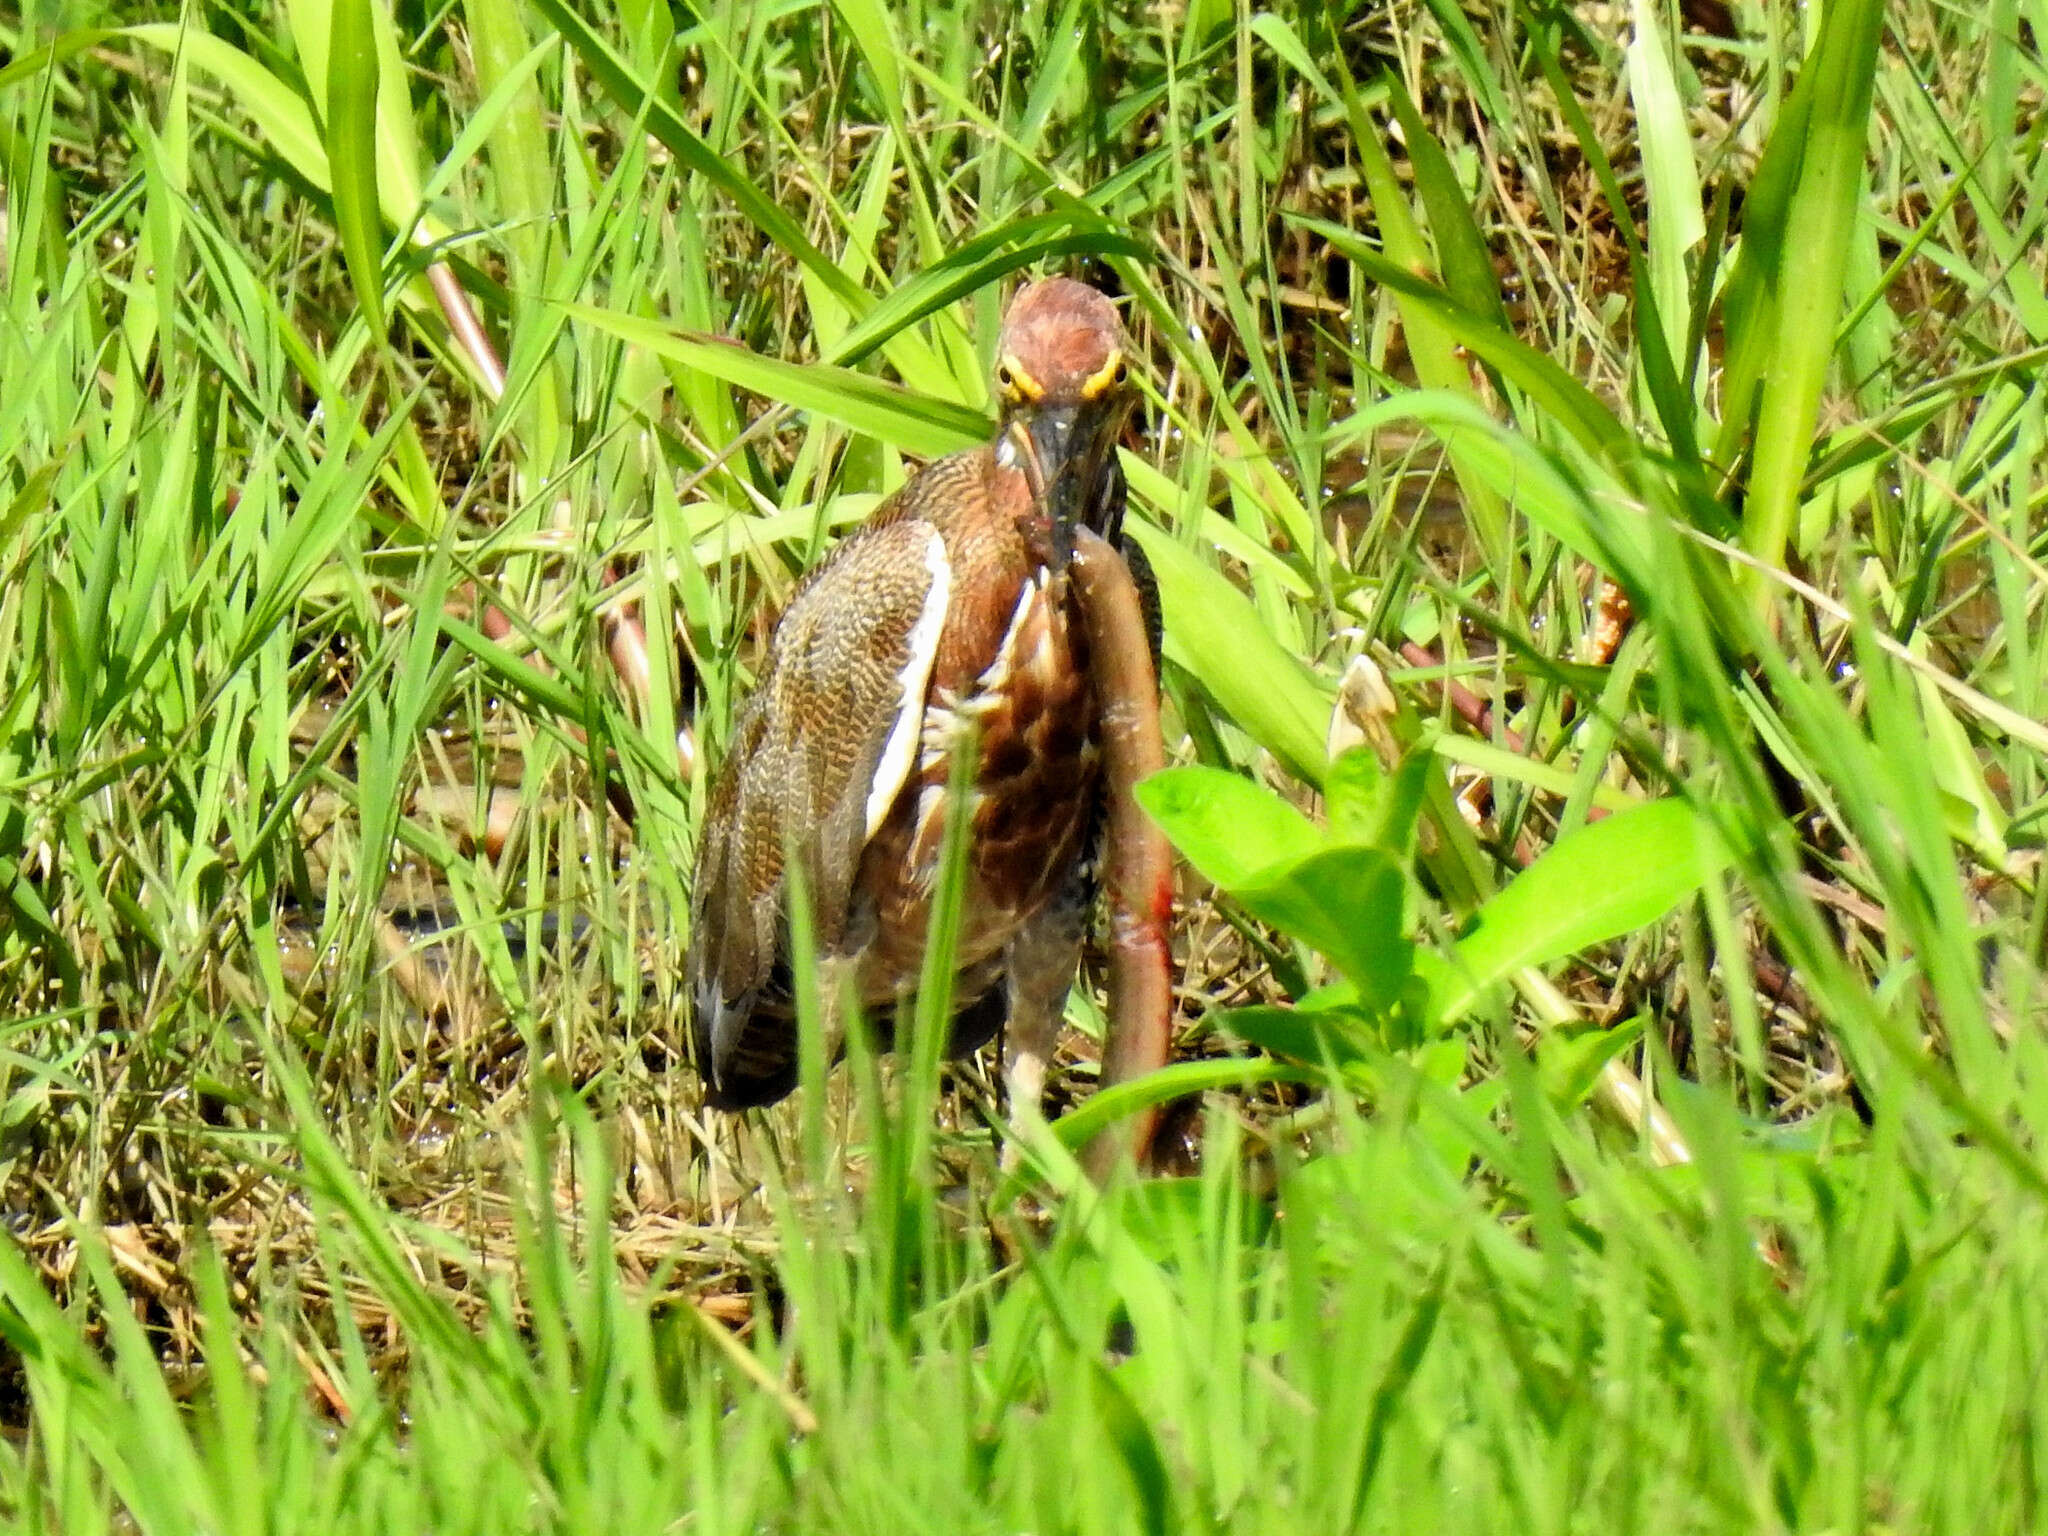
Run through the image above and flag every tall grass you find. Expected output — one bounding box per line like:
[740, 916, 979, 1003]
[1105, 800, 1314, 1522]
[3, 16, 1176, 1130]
[0, 0, 2042, 1528]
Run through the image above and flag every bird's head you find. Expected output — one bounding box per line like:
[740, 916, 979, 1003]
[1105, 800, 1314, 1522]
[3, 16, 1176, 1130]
[991, 278, 1135, 568]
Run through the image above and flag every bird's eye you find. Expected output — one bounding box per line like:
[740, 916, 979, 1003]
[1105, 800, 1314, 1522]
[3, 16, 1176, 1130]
[1112, 358, 1130, 385]
[995, 363, 1016, 392]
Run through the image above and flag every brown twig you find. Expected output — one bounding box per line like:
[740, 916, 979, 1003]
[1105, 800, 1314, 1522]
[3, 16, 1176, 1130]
[598, 564, 694, 778]
[1397, 640, 1526, 754]
[428, 262, 506, 400]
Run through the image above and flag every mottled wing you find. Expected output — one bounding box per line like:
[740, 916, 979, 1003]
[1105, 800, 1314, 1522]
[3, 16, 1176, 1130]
[688, 515, 951, 1106]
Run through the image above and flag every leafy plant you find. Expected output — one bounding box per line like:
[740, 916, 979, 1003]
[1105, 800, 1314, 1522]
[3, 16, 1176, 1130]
[1137, 746, 1724, 1120]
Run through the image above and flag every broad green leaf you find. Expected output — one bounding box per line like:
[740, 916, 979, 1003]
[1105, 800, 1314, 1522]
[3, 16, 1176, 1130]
[1133, 766, 1320, 890]
[1219, 1003, 1375, 1069]
[1138, 769, 1414, 1005]
[1235, 846, 1412, 1008]
[1430, 798, 1726, 1024]
[1322, 749, 1386, 846]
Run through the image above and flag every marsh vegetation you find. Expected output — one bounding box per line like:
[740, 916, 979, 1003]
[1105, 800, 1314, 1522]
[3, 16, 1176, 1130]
[0, 0, 2042, 1528]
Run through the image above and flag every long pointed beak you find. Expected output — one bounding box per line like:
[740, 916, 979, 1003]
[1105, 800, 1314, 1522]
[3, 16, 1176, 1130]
[1026, 404, 1083, 558]
[1024, 403, 1089, 512]
[1004, 396, 1132, 569]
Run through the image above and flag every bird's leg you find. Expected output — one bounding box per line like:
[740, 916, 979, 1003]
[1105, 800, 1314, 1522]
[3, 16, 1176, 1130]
[999, 885, 1086, 1168]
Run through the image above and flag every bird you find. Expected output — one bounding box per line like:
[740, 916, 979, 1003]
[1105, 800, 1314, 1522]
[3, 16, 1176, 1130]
[687, 277, 1146, 1119]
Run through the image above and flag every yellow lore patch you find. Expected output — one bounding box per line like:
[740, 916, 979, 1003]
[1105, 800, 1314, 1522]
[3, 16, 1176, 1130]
[995, 354, 1045, 404]
[1079, 348, 1125, 400]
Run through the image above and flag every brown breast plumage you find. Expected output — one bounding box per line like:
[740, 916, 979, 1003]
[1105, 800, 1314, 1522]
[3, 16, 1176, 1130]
[851, 443, 1100, 1003]
[687, 440, 1103, 1107]
[855, 568, 1099, 1004]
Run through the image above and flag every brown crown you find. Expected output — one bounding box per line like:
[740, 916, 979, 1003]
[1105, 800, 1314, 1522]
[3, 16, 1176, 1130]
[997, 279, 1127, 400]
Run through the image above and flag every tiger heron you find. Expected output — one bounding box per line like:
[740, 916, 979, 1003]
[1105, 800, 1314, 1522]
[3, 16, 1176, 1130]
[688, 278, 1164, 1140]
